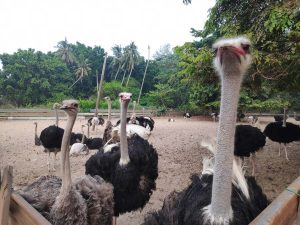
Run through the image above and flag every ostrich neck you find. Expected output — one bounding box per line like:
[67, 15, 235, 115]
[107, 100, 112, 122]
[81, 129, 85, 144]
[61, 113, 77, 193]
[55, 108, 59, 126]
[35, 124, 38, 136]
[283, 108, 287, 127]
[210, 71, 243, 219]
[120, 101, 130, 165]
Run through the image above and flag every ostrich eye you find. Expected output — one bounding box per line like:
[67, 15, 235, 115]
[241, 44, 250, 53]
[74, 103, 78, 107]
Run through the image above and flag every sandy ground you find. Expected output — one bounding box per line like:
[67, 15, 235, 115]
[0, 116, 299, 225]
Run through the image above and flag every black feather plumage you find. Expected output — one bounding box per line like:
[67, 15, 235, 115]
[263, 121, 300, 144]
[115, 116, 155, 131]
[85, 134, 158, 216]
[40, 125, 64, 150]
[234, 125, 266, 157]
[143, 174, 269, 225]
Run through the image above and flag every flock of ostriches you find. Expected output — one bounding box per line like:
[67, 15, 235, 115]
[19, 37, 300, 225]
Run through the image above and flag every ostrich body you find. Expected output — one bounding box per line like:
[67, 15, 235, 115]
[183, 112, 192, 119]
[115, 116, 155, 132]
[143, 37, 268, 225]
[87, 116, 105, 127]
[85, 92, 158, 219]
[70, 125, 88, 156]
[234, 125, 266, 175]
[263, 121, 300, 160]
[22, 100, 114, 225]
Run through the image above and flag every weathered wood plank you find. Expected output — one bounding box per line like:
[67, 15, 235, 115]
[0, 166, 13, 225]
[250, 176, 300, 225]
[9, 193, 51, 225]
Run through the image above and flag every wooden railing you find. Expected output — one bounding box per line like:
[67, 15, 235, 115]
[250, 176, 300, 225]
[0, 109, 154, 119]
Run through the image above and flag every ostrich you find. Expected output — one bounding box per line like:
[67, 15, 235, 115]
[53, 102, 61, 126]
[183, 112, 192, 119]
[234, 125, 266, 176]
[143, 37, 268, 225]
[85, 123, 103, 150]
[264, 108, 300, 160]
[21, 100, 114, 225]
[34, 122, 42, 146]
[87, 116, 105, 129]
[130, 100, 137, 123]
[70, 125, 88, 156]
[85, 92, 158, 224]
[115, 99, 155, 132]
[211, 112, 219, 122]
[36, 106, 84, 171]
[168, 118, 175, 122]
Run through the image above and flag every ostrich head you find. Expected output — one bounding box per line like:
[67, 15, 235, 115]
[213, 36, 251, 78]
[53, 102, 62, 109]
[104, 96, 111, 101]
[60, 99, 79, 115]
[119, 92, 132, 102]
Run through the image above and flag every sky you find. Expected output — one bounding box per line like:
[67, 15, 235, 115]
[0, 0, 215, 58]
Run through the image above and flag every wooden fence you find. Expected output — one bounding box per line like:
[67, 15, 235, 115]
[0, 109, 154, 120]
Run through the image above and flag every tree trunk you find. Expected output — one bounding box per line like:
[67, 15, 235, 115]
[137, 46, 150, 104]
[114, 64, 121, 80]
[126, 64, 134, 87]
[121, 69, 127, 86]
[95, 53, 108, 117]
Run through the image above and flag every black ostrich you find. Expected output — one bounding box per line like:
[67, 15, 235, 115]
[21, 100, 114, 225]
[183, 112, 192, 119]
[115, 115, 155, 132]
[235, 125, 266, 176]
[87, 116, 105, 127]
[85, 92, 158, 224]
[143, 37, 269, 225]
[37, 123, 84, 171]
[264, 110, 300, 160]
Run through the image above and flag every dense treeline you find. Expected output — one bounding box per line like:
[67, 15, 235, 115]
[0, 0, 299, 113]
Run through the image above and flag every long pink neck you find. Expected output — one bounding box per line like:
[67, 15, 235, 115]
[120, 100, 130, 165]
[210, 71, 243, 219]
[60, 113, 77, 193]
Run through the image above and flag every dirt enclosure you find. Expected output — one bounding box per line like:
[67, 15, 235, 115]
[0, 116, 299, 224]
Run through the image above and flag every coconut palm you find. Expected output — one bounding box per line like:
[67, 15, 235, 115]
[55, 37, 75, 65]
[70, 55, 91, 88]
[111, 45, 123, 80]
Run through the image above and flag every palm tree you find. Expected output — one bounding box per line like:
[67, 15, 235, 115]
[70, 55, 91, 88]
[111, 45, 123, 80]
[55, 37, 75, 65]
[125, 42, 139, 86]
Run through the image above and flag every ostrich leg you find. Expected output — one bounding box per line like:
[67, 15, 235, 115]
[250, 153, 256, 176]
[47, 152, 51, 172]
[278, 143, 281, 156]
[283, 144, 289, 161]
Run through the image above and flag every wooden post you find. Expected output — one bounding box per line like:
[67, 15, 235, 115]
[0, 166, 13, 225]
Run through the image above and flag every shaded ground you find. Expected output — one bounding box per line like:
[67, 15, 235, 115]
[0, 116, 299, 224]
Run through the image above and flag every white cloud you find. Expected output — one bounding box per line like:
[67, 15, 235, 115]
[0, 0, 215, 57]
